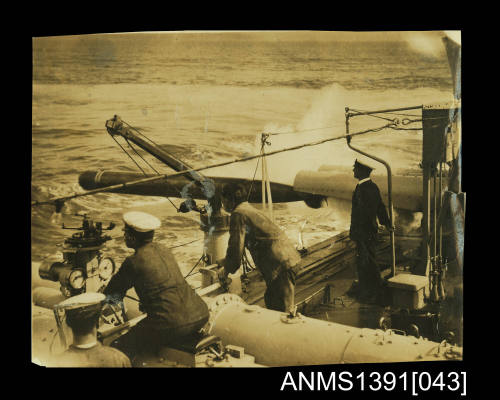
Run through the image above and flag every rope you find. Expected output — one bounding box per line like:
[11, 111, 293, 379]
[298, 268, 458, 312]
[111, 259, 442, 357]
[125, 138, 161, 175]
[364, 111, 421, 118]
[246, 141, 265, 202]
[113, 134, 179, 212]
[390, 126, 422, 131]
[169, 238, 203, 249]
[349, 107, 421, 118]
[265, 125, 337, 136]
[348, 108, 396, 123]
[123, 137, 180, 211]
[110, 135, 147, 175]
[184, 254, 204, 278]
[31, 122, 397, 208]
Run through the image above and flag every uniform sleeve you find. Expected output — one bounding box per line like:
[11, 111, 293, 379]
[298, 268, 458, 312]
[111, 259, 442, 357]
[224, 212, 246, 274]
[374, 186, 391, 227]
[103, 257, 135, 300]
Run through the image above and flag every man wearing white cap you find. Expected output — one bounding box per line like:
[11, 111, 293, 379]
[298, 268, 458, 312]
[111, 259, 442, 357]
[53, 292, 131, 367]
[349, 159, 392, 303]
[103, 211, 209, 363]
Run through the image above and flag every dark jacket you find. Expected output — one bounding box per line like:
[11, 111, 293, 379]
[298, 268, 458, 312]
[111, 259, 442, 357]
[350, 179, 390, 242]
[104, 242, 209, 329]
[224, 202, 301, 285]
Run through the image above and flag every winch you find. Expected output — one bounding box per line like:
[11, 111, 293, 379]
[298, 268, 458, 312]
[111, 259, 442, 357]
[38, 214, 116, 297]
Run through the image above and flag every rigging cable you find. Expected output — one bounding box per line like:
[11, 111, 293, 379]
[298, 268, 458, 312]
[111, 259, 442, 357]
[31, 121, 400, 208]
[118, 136, 180, 212]
[110, 134, 147, 175]
[246, 140, 266, 202]
[184, 254, 205, 278]
[125, 138, 161, 174]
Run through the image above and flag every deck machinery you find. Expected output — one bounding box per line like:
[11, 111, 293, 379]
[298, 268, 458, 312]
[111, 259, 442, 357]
[32, 96, 464, 366]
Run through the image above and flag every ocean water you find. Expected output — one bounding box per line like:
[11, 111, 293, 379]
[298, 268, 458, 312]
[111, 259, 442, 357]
[32, 32, 455, 282]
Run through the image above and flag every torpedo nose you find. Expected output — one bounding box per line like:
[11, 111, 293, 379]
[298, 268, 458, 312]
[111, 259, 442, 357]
[79, 170, 99, 190]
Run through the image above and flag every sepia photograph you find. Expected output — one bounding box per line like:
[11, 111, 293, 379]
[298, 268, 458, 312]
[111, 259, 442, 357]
[31, 30, 463, 370]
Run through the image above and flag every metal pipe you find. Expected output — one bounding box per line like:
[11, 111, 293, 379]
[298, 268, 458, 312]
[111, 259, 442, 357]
[345, 110, 396, 278]
[419, 162, 432, 279]
[433, 170, 437, 261]
[263, 154, 274, 221]
[439, 161, 443, 261]
[348, 105, 423, 117]
[261, 140, 266, 212]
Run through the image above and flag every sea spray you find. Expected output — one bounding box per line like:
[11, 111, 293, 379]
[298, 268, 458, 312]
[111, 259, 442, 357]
[32, 34, 456, 275]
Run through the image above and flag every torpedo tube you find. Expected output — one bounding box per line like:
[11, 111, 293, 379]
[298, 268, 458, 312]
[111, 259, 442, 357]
[294, 168, 426, 212]
[203, 294, 462, 365]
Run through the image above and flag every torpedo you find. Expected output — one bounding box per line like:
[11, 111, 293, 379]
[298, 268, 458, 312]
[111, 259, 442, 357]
[79, 168, 427, 212]
[78, 169, 322, 206]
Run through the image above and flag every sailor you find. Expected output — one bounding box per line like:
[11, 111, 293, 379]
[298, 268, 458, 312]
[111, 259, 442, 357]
[218, 183, 301, 313]
[349, 159, 392, 303]
[53, 292, 131, 367]
[103, 211, 209, 364]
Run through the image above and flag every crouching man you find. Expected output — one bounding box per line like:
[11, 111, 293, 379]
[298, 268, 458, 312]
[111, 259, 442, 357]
[218, 183, 301, 314]
[104, 211, 209, 364]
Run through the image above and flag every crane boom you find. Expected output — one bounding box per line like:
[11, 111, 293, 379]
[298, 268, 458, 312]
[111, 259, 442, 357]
[105, 115, 221, 212]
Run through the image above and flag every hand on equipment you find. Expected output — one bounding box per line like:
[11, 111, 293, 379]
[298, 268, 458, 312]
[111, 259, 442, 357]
[217, 267, 231, 292]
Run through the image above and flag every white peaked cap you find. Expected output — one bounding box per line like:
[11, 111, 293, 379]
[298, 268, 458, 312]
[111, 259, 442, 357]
[56, 292, 106, 310]
[123, 211, 161, 232]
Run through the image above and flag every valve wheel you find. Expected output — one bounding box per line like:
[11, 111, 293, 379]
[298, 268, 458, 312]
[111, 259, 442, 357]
[98, 257, 116, 280]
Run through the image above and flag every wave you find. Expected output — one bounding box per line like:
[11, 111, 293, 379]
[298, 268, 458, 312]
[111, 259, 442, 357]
[52, 99, 91, 106]
[33, 68, 453, 91]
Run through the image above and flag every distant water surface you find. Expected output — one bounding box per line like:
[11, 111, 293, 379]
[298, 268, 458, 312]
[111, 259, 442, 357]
[32, 33, 454, 280]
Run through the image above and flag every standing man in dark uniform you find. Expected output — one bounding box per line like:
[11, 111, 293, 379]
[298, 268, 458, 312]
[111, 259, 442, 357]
[54, 292, 131, 367]
[349, 160, 392, 303]
[218, 183, 301, 314]
[104, 211, 209, 364]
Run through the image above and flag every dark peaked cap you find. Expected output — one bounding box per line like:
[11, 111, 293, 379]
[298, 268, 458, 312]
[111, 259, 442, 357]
[354, 159, 374, 172]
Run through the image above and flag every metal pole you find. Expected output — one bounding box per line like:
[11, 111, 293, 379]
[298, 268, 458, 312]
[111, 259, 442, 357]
[430, 169, 439, 302]
[264, 155, 274, 221]
[422, 164, 431, 279]
[261, 151, 266, 212]
[261, 134, 267, 213]
[433, 170, 437, 262]
[439, 161, 443, 261]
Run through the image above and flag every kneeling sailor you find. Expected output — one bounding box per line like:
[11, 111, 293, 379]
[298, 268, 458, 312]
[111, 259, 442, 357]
[104, 211, 209, 363]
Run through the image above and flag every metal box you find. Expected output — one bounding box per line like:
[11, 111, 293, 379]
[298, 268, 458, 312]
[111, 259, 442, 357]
[387, 274, 429, 310]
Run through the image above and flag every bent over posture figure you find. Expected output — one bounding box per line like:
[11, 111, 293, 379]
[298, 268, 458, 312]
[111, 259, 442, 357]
[349, 160, 391, 302]
[219, 183, 301, 313]
[104, 211, 209, 363]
